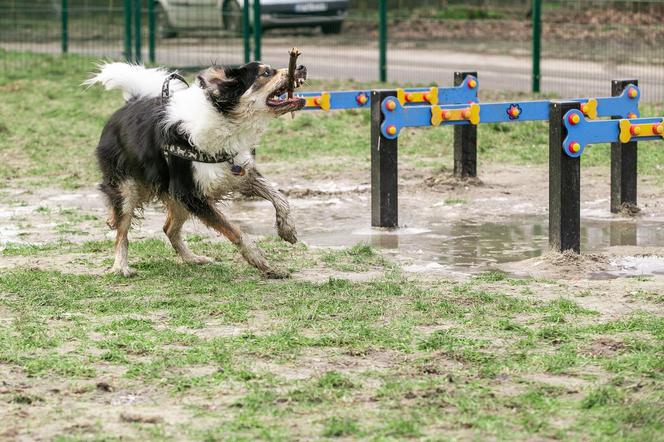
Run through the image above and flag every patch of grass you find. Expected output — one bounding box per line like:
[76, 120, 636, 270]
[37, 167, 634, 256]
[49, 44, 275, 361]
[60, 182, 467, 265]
[321, 243, 388, 272]
[0, 236, 662, 439]
[322, 416, 360, 437]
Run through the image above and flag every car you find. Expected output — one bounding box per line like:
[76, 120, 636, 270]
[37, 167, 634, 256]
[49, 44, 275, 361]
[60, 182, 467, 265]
[155, 0, 348, 38]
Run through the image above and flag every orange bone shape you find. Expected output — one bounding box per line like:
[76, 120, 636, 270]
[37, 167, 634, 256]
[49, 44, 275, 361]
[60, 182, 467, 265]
[305, 92, 331, 111]
[580, 98, 598, 120]
[431, 103, 480, 126]
[397, 87, 438, 106]
[619, 118, 664, 143]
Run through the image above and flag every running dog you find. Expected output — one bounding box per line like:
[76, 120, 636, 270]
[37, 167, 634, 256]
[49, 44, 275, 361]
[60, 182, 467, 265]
[84, 61, 307, 278]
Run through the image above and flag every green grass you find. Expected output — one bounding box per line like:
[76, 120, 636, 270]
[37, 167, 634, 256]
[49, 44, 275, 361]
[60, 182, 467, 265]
[1, 236, 663, 439]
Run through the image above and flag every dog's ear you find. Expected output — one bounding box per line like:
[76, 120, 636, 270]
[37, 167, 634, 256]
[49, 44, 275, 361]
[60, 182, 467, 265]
[198, 64, 259, 114]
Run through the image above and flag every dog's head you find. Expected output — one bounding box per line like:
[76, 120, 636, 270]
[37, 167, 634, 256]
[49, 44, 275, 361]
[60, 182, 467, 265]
[196, 61, 307, 116]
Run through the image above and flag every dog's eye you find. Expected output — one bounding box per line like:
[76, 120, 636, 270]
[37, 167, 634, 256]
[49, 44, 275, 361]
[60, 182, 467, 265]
[262, 71, 271, 77]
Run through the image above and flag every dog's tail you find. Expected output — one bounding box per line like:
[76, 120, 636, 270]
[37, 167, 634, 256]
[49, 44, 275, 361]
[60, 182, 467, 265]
[83, 62, 185, 101]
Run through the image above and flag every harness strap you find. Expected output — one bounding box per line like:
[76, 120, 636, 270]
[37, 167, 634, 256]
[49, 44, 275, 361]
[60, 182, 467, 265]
[163, 144, 237, 164]
[161, 73, 189, 106]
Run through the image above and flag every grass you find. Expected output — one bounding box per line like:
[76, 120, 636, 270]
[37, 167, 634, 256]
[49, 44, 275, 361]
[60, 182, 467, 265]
[0, 52, 663, 440]
[1, 237, 662, 439]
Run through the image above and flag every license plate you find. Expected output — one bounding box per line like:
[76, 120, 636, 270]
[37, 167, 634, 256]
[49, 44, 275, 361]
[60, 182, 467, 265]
[294, 3, 328, 13]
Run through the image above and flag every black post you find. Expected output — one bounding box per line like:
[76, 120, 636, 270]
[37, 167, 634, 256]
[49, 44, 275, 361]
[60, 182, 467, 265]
[549, 101, 581, 253]
[453, 71, 478, 178]
[611, 79, 638, 213]
[371, 90, 399, 228]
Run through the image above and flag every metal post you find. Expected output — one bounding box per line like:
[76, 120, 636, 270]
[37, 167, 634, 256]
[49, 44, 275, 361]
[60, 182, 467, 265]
[124, 0, 133, 61]
[253, 0, 261, 60]
[243, 0, 251, 63]
[531, 0, 541, 93]
[378, 0, 387, 82]
[148, 0, 156, 63]
[61, 0, 68, 54]
[611, 79, 638, 213]
[134, 0, 142, 64]
[549, 101, 581, 253]
[453, 71, 478, 178]
[371, 90, 399, 228]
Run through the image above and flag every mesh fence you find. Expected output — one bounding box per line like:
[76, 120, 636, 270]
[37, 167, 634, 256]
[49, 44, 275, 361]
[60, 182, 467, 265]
[1, 0, 663, 101]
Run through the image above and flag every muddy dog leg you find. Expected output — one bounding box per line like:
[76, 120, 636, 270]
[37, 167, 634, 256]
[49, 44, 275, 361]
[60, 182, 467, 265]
[105, 181, 141, 277]
[183, 196, 287, 278]
[111, 210, 135, 277]
[243, 169, 297, 244]
[163, 200, 214, 265]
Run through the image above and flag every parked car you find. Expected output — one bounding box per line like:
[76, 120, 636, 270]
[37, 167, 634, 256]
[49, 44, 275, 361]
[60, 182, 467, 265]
[155, 0, 348, 37]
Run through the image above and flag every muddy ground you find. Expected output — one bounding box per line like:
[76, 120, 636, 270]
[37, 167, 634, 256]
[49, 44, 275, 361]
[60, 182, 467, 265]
[2, 162, 664, 280]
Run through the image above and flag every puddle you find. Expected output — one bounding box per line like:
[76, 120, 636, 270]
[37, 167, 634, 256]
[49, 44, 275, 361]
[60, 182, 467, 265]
[228, 198, 664, 272]
[601, 255, 664, 278]
[2, 188, 664, 275]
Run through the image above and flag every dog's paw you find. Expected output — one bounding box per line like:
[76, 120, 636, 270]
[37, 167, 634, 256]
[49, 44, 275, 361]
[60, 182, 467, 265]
[184, 254, 214, 265]
[109, 266, 137, 278]
[277, 219, 298, 244]
[264, 269, 291, 279]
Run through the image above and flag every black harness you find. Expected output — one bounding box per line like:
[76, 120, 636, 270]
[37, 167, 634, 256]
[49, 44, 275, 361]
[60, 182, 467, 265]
[161, 74, 244, 175]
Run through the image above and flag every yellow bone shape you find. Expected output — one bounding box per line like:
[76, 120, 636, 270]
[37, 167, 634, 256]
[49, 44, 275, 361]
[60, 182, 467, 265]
[619, 118, 664, 143]
[397, 87, 438, 105]
[431, 103, 480, 126]
[580, 98, 598, 120]
[304, 92, 331, 111]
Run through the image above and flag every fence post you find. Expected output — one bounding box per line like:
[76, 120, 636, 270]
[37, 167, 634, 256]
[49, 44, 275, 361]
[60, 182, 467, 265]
[549, 101, 581, 253]
[531, 0, 541, 93]
[148, 0, 156, 63]
[134, 0, 142, 63]
[378, 0, 387, 82]
[243, 0, 251, 63]
[371, 90, 399, 228]
[453, 71, 478, 178]
[610, 79, 638, 213]
[253, 0, 261, 60]
[61, 0, 68, 54]
[124, 0, 133, 61]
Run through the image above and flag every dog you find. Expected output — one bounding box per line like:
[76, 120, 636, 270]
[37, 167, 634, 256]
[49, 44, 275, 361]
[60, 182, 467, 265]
[84, 61, 307, 278]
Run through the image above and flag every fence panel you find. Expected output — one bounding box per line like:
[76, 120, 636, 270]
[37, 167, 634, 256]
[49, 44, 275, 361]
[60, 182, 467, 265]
[0, 0, 126, 70]
[1, 0, 663, 102]
[540, 0, 664, 101]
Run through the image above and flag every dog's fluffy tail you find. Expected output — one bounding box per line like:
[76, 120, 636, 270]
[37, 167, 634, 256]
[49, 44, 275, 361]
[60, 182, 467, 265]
[83, 62, 185, 101]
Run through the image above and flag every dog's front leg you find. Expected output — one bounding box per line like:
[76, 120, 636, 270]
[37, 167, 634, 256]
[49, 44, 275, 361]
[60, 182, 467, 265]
[243, 169, 297, 244]
[185, 196, 287, 279]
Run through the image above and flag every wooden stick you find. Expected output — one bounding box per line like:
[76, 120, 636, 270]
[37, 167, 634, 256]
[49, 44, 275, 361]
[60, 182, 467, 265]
[287, 47, 301, 99]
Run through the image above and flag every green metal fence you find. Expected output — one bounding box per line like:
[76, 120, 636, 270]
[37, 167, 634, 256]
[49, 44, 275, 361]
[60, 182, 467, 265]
[1, 0, 663, 101]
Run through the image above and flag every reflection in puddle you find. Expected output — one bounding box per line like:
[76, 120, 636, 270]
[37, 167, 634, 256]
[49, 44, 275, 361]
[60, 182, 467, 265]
[301, 216, 664, 270]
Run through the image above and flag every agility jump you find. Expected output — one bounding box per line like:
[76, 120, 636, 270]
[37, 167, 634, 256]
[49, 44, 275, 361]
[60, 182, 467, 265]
[370, 78, 656, 255]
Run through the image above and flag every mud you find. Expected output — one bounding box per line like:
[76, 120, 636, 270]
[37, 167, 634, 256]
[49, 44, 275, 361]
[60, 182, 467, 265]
[2, 164, 664, 281]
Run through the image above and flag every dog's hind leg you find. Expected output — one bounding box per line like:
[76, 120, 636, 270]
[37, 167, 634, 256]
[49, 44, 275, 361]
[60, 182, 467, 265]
[111, 210, 135, 277]
[163, 199, 213, 265]
[182, 196, 287, 278]
[106, 180, 144, 277]
[241, 169, 297, 244]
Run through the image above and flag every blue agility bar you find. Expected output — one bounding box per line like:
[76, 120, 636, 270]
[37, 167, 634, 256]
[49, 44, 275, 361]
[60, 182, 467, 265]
[291, 75, 479, 111]
[563, 109, 663, 158]
[380, 85, 641, 140]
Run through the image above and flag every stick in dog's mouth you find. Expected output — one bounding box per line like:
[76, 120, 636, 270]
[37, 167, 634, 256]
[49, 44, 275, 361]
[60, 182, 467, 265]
[265, 48, 306, 115]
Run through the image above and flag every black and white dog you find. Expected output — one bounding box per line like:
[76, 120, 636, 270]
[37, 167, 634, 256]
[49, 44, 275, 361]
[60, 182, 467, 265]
[85, 61, 307, 278]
